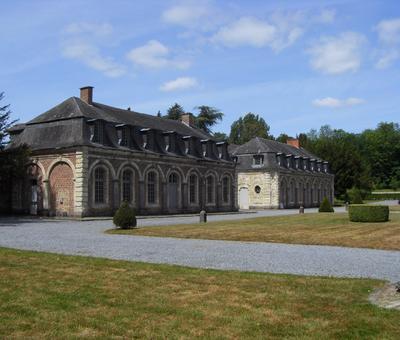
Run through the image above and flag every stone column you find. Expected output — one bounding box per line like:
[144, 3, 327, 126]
[42, 179, 50, 216]
[182, 182, 188, 210]
[74, 149, 89, 217]
[113, 179, 120, 211]
[162, 181, 168, 214]
[138, 180, 145, 213]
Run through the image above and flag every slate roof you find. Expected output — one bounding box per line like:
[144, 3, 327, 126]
[232, 137, 320, 159]
[26, 97, 212, 140]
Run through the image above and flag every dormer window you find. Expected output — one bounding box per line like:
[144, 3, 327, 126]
[88, 119, 104, 144]
[116, 125, 129, 147]
[253, 155, 264, 166]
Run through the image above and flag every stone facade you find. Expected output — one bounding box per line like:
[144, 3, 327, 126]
[8, 87, 237, 217]
[232, 137, 334, 209]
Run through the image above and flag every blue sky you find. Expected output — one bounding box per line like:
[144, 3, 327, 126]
[1, 0, 399, 137]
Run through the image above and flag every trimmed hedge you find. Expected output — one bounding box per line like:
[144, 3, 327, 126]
[348, 204, 389, 223]
[113, 201, 137, 229]
[365, 192, 400, 200]
[319, 197, 334, 212]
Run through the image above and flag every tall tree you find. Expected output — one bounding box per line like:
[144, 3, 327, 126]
[305, 125, 371, 197]
[213, 132, 228, 141]
[229, 113, 271, 145]
[165, 103, 185, 120]
[195, 106, 223, 134]
[0, 92, 30, 212]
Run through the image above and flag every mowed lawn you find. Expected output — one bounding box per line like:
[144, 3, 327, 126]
[109, 212, 400, 251]
[1, 248, 400, 338]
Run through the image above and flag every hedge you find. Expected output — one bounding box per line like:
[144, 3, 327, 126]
[348, 204, 389, 223]
[365, 193, 400, 200]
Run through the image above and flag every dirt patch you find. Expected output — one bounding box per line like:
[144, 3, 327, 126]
[369, 282, 400, 310]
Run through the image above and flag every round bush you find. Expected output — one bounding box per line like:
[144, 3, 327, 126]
[319, 197, 334, 213]
[348, 205, 389, 222]
[113, 201, 137, 229]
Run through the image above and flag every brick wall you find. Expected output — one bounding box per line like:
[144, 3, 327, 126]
[49, 162, 74, 216]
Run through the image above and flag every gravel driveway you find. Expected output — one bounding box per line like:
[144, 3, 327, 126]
[1, 208, 399, 282]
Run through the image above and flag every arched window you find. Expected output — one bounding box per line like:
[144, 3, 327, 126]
[169, 173, 178, 184]
[206, 175, 215, 204]
[147, 171, 157, 204]
[222, 176, 230, 203]
[94, 167, 106, 203]
[189, 174, 198, 204]
[122, 169, 133, 203]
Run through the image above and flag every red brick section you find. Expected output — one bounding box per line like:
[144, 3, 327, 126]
[80, 86, 93, 105]
[287, 138, 300, 149]
[49, 162, 74, 216]
[181, 114, 195, 127]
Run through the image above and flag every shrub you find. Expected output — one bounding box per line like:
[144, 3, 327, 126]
[348, 205, 389, 222]
[350, 189, 363, 204]
[113, 201, 137, 229]
[365, 192, 400, 201]
[319, 197, 334, 212]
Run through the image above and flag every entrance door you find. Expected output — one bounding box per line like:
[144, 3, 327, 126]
[239, 187, 249, 210]
[168, 173, 179, 210]
[30, 180, 38, 215]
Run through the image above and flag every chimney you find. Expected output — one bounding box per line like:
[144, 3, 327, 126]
[181, 113, 195, 127]
[80, 86, 94, 105]
[287, 138, 300, 149]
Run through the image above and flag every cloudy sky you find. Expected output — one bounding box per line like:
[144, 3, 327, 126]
[1, 0, 399, 136]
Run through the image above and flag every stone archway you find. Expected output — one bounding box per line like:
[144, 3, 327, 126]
[49, 162, 74, 216]
[167, 172, 180, 211]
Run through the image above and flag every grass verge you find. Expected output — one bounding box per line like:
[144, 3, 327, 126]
[109, 212, 400, 251]
[1, 247, 399, 338]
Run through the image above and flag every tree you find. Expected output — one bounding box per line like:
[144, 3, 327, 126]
[156, 110, 162, 118]
[229, 113, 271, 145]
[194, 106, 223, 134]
[0, 92, 30, 212]
[275, 133, 289, 143]
[213, 132, 228, 141]
[305, 125, 371, 197]
[165, 103, 185, 120]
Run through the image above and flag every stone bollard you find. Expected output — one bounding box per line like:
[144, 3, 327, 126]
[345, 202, 349, 211]
[398, 199, 400, 205]
[299, 206, 304, 214]
[199, 210, 207, 223]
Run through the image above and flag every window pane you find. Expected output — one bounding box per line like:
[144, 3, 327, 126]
[147, 171, 156, 204]
[189, 174, 197, 204]
[94, 168, 105, 203]
[122, 170, 132, 202]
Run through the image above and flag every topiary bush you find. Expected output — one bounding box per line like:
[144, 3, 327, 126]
[113, 201, 137, 229]
[319, 197, 334, 212]
[348, 205, 389, 222]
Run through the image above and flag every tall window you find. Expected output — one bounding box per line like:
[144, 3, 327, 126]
[93, 121, 104, 144]
[94, 167, 105, 203]
[206, 175, 214, 204]
[120, 128, 129, 147]
[147, 171, 156, 204]
[122, 170, 133, 202]
[222, 176, 230, 203]
[189, 174, 198, 204]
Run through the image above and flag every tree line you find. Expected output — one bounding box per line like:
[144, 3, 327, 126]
[160, 103, 400, 197]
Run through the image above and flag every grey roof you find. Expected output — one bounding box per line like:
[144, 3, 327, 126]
[27, 97, 212, 140]
[232, 137, 319, 159]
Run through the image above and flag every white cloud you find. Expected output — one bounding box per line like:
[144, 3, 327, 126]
[162, 3, 210, 27]
[127, 40, 190, 69]
[211, 16, 303, 51]
[374, 18, 400, 69]
[315, 9, 336, 24]
[308, 32, 366, 74]
[376, 50, 400, 69]
[62, 40, 125, 78]
[64, 22, 113, 37]
[376, 18, 400, 44]
[312, 97, 365, 108]
[160, 77, 198, 92]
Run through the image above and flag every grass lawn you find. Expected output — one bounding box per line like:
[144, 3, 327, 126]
[1, 247, 399, 338]
[109, 212, 400, 251]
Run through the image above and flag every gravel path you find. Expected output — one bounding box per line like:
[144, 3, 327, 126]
[1, 208, 399, 282]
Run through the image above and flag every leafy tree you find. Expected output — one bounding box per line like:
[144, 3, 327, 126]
[156, 110, 162, 118]
[305, 125, 371, 197]
[195, 106, 223, 134]
[319, 197, 334, 212]
[275, 133, 289, 143]
[229, 113, 271, 145]
[213, 132, 228, 141]
[0, 92, 30, 211]
[165, 103, 185, 120]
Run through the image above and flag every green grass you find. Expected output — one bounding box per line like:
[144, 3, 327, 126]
[0, 247, 399, 339]
[109, 212, 400, 251]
